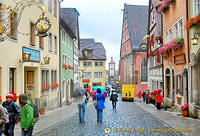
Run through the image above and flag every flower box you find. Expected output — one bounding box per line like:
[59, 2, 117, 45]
[181, 104, 189, 117]
[51, 82, 59, 88]
[185, 13, 200, 29]
[41, 84, 50, 91]
[158, 38, 184, 54]
[157, 0, 176, 13]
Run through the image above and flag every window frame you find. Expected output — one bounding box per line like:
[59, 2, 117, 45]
[48, 0, 52, 13]
[48, 33, 52, 52]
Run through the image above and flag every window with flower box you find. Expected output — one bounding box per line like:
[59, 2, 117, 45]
[51, 70, 57, 90]
[165, 28, 172, 44]
[41, 70, 49, 91]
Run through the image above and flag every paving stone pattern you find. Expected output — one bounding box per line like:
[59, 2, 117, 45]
[35, 95, 184, 136]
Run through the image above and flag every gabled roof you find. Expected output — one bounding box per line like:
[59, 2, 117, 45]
[125, 4, 148, 51]
[61, 8, 80, 37]
[60, 18, 76, 39]
[79, 39, 106, 60]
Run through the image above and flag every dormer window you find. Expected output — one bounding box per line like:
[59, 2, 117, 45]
[87, 50, 93, 59]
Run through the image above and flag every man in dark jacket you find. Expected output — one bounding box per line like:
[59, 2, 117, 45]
[2, 94, 20, 136]
[142, 91, 146, 102]
[110, 91, 118, 109]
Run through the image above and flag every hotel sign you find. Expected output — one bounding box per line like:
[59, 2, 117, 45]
[82, 79, 90, 83]
[22, 47, 40, 62]
[174, 53, 186, 65]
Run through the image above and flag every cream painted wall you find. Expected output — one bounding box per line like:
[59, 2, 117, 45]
[0, 0, 60, 109]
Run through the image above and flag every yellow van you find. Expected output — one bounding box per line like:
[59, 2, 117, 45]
[122, 84, 135, 101]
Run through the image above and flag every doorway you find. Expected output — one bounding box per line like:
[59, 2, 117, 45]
[183, 69, 188, 104]
[172, 70, 175, 106]
[165, 68, 170, 98]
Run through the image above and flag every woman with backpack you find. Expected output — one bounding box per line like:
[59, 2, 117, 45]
[19, 94, 35, 136]
[110, 91, 118, 109]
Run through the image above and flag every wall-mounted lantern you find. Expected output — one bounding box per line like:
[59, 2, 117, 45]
[22, 52, 31, 62]
[43, 56, 50, 64]
[191, 33, 200, 45]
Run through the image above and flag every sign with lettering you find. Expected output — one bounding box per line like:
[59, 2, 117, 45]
[82, 79, 90, 83]
[22, 47, 40, 62]
[174, 53, 186, 64]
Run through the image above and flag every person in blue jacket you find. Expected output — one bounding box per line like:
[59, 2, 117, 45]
[93, 88, 105, 122]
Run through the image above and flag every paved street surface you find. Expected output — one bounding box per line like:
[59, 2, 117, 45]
[34, 95, 187, 136]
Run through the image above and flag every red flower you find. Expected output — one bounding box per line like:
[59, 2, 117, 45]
[181, 104, 189, 111]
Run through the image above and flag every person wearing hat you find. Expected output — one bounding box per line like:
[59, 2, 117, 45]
[19, 94, 35, 136]
[2, 93, 20, 136]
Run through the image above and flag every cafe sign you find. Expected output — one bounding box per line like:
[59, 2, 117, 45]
[82, 79, 90, 83]
[22, 47, 40, 62]
[174, 53, 186, 65]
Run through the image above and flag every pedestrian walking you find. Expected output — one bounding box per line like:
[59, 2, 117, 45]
[2, 93, 20, 136]
[145, 92, 150, 104]
[142, 91, 146, 102]
[78, 92, 87, 123]
[93, 88, 105, 122]
[110, 91, 118, 109]
[155, 92, 163, 110]
[19, 94, 35, 136]
[138, 90, 142, 103]
[0, 101, 6, 136]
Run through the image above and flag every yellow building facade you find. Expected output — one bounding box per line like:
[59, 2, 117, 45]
[0, 0, 60, 110]
[79, 60, 106, 89]
[79, 39, 107, 90]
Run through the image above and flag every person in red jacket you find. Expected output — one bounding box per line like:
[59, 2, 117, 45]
[138, 91, 142, 102]
[155, 92, 163, 110]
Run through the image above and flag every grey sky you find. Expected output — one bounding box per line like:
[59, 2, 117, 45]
[61, 0, 148, 70]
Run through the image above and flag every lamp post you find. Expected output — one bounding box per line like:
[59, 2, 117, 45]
[43, 56, 50, 64]
[191, 33, 200, 45]
[22, 52, 31, 62]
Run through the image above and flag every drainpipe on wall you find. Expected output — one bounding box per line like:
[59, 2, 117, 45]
[59, 0, 64, 107]
[186, 0, 190, 64]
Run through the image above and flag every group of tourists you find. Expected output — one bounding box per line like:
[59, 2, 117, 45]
[138, 89, 163, 110]
[77, 87, 118, 123]
[0, 93, 36, 136]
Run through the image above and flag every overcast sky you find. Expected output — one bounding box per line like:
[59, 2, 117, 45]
[61, 0, 149, 70]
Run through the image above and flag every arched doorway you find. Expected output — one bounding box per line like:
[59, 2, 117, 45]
[182, 68, 188, 104]
[165, 68, 170, 98]
[172, 69, 175, 105]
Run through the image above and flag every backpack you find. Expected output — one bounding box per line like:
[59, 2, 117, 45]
[3, 108, 9, 123]
[25, 104, 39, 123]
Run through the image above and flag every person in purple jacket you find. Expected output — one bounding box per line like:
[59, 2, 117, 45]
[93, 88, 105, 122]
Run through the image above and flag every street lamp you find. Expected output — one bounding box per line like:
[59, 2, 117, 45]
[22, 52, 31, 62]
[191, 33, 200, 45]
[43, 56, 50, 64]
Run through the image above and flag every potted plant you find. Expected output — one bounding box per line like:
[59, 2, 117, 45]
[163, 102, 170, 110]
[39, 98, 47, 115]
[181, 104, 189, 117]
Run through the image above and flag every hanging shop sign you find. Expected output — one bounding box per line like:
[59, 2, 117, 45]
[174, 53, 186, 65]
[82, 79, 90, 83]
[22, 47, 40, 62]
[163, 51, 169, 59]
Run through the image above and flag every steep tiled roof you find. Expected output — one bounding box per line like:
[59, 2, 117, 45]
[60, 18, 76, 39]
[61, 8, 80, 36]
[125, 4, 148, 51]
[79, 39, 106, 60]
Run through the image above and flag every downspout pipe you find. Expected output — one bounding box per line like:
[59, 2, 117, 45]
[186, 0, 190, 64]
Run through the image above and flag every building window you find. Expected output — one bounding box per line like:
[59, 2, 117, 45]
[174, 18, 183, 39]
[83, 72, 91, 78]
[48, 33, 52, 51]
[194, 0, 200, 17]
[95, 62, 98, 66]
[42, 70, 49, 87]
[54, 0, 57, 17]
[39, 37, 44, 49]
[95, 62, 103, 66]
[30, 22, 35, 45]
[62, 29, 66, 43]
[83, 62, 92, 67]
[165, 28, 172, 43]
[48, 0, 52, 13]
[141, 58, 147, 82]
[51, 70, 57, 89]
[10, 11, 17, 39]
[100, 62, 103, 66]
[94, 72, 103, 78]
[9, 68, 15, 93]
[54, 36, 57, 53]
[87, 50, 93, 58]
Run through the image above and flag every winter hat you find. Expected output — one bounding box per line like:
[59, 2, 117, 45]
[6, 93, 13, 99]
[19, 94, 28, 104]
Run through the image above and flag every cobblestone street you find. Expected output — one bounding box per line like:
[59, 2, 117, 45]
[35, 95, 184, 136]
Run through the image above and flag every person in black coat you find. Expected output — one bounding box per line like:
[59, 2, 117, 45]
[2, 94, 20, 136]
[142, 91, 146, 102]
[110, 91, 118, 109]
